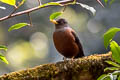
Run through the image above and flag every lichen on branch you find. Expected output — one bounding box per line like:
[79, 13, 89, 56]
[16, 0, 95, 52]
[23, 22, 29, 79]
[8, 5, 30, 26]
[0, 52, 112, 80]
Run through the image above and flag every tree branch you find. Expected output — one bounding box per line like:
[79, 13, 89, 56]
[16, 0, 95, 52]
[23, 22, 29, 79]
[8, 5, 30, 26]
[0, 52, 112, 80]
[0, 0, 74, 22]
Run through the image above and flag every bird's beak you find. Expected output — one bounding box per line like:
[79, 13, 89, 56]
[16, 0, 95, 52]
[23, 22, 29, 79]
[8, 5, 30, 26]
[50, 19, 58, 24]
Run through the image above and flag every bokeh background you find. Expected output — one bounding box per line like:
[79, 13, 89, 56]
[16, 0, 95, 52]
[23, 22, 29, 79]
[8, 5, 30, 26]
[0, 0, 120, 75]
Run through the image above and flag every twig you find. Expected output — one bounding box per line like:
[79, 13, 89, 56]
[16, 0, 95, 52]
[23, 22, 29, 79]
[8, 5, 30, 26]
[96, 0, 104, 7]
[0, 0, 103, 22]
[27, 13, 32, 26]
[62, 6, 67, 12]
[8, 0, 26, 18]
[0, 0, 74, 22]
[7, 5, 18, 18]
[38, 0, 42, 6]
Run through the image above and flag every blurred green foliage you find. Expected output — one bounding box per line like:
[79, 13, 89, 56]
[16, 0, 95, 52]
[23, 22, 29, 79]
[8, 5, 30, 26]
[0, 45, 8, 64]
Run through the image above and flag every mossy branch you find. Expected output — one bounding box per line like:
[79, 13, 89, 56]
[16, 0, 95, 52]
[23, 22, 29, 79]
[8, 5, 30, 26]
[0, 52, 112, 80]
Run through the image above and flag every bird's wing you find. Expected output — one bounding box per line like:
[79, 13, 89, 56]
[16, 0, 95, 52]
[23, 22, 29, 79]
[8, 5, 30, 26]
[71, 31, 84, 58]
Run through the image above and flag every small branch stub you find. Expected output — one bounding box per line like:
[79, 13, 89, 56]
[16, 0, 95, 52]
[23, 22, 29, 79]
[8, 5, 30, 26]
[27, 13, 32, 26]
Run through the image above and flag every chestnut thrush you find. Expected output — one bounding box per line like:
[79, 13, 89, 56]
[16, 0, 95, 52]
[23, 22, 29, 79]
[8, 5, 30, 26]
[51, 18, 84, 58]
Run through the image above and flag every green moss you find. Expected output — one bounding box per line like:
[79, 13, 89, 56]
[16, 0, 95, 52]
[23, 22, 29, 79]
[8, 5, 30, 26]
[0, 52, 112, 80]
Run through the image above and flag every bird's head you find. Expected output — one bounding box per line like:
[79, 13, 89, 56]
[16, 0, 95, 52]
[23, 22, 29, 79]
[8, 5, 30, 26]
[50, 18, 68, 29]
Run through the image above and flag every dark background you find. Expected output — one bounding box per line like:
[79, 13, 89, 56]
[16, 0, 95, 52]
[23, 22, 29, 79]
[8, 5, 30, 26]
[0, 0, 120, 75]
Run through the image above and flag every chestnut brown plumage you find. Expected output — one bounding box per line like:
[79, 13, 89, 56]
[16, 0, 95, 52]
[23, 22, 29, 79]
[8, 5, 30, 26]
[51, 18, 84, 58]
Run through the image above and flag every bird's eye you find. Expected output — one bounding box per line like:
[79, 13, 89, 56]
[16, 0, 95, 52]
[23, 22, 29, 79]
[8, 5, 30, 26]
[58, 21, 62, 24]
[61, 21, 64, 24]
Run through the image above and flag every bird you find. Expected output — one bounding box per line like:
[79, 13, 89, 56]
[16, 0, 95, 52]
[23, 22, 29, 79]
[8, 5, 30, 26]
[50, 18, 84, 59]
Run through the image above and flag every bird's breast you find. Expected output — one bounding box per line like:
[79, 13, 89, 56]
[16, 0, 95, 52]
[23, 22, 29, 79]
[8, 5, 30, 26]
[53, 28, 79, 58]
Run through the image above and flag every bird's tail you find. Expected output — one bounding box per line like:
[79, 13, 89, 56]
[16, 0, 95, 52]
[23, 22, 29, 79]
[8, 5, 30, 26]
[74, 48, 84, 58]
[71, 31, 85, 58]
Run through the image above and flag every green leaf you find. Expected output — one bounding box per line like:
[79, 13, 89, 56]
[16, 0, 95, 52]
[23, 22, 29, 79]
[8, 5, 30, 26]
[109, 0, 115, 5]
[0, 54, 8, 64]
[18, 0, 26, 7]
[76, 2, 96, 15]
[0, 45, 7, 51]
[104, 67, 119, 72]
[40, 2, 62, 8]
[112, 75, 117, 80]
[105, 60, 120, 68]
[50, 12, 63, 20]
[8, 23, 28, 32]
[112, 71, 120, 75]
[97, 74, 107, 80]
[118, 75, 120, 80]
[97, 74, 111, 80]
[109, 74, 113, 80]
[0, 0, 16, 6]
[110, 41, 120, 64]
[103, 27, 120, 49]
[104, 0, 108, 5]
[109, 73, 113, 80]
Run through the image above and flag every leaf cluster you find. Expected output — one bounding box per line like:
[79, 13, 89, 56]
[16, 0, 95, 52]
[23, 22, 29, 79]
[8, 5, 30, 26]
[98, 28, 120, 80]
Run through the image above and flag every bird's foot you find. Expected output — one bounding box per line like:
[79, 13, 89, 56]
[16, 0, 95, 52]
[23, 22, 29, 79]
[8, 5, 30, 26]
[63, 57, 67, 62]
[71, 56, 74, 62]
